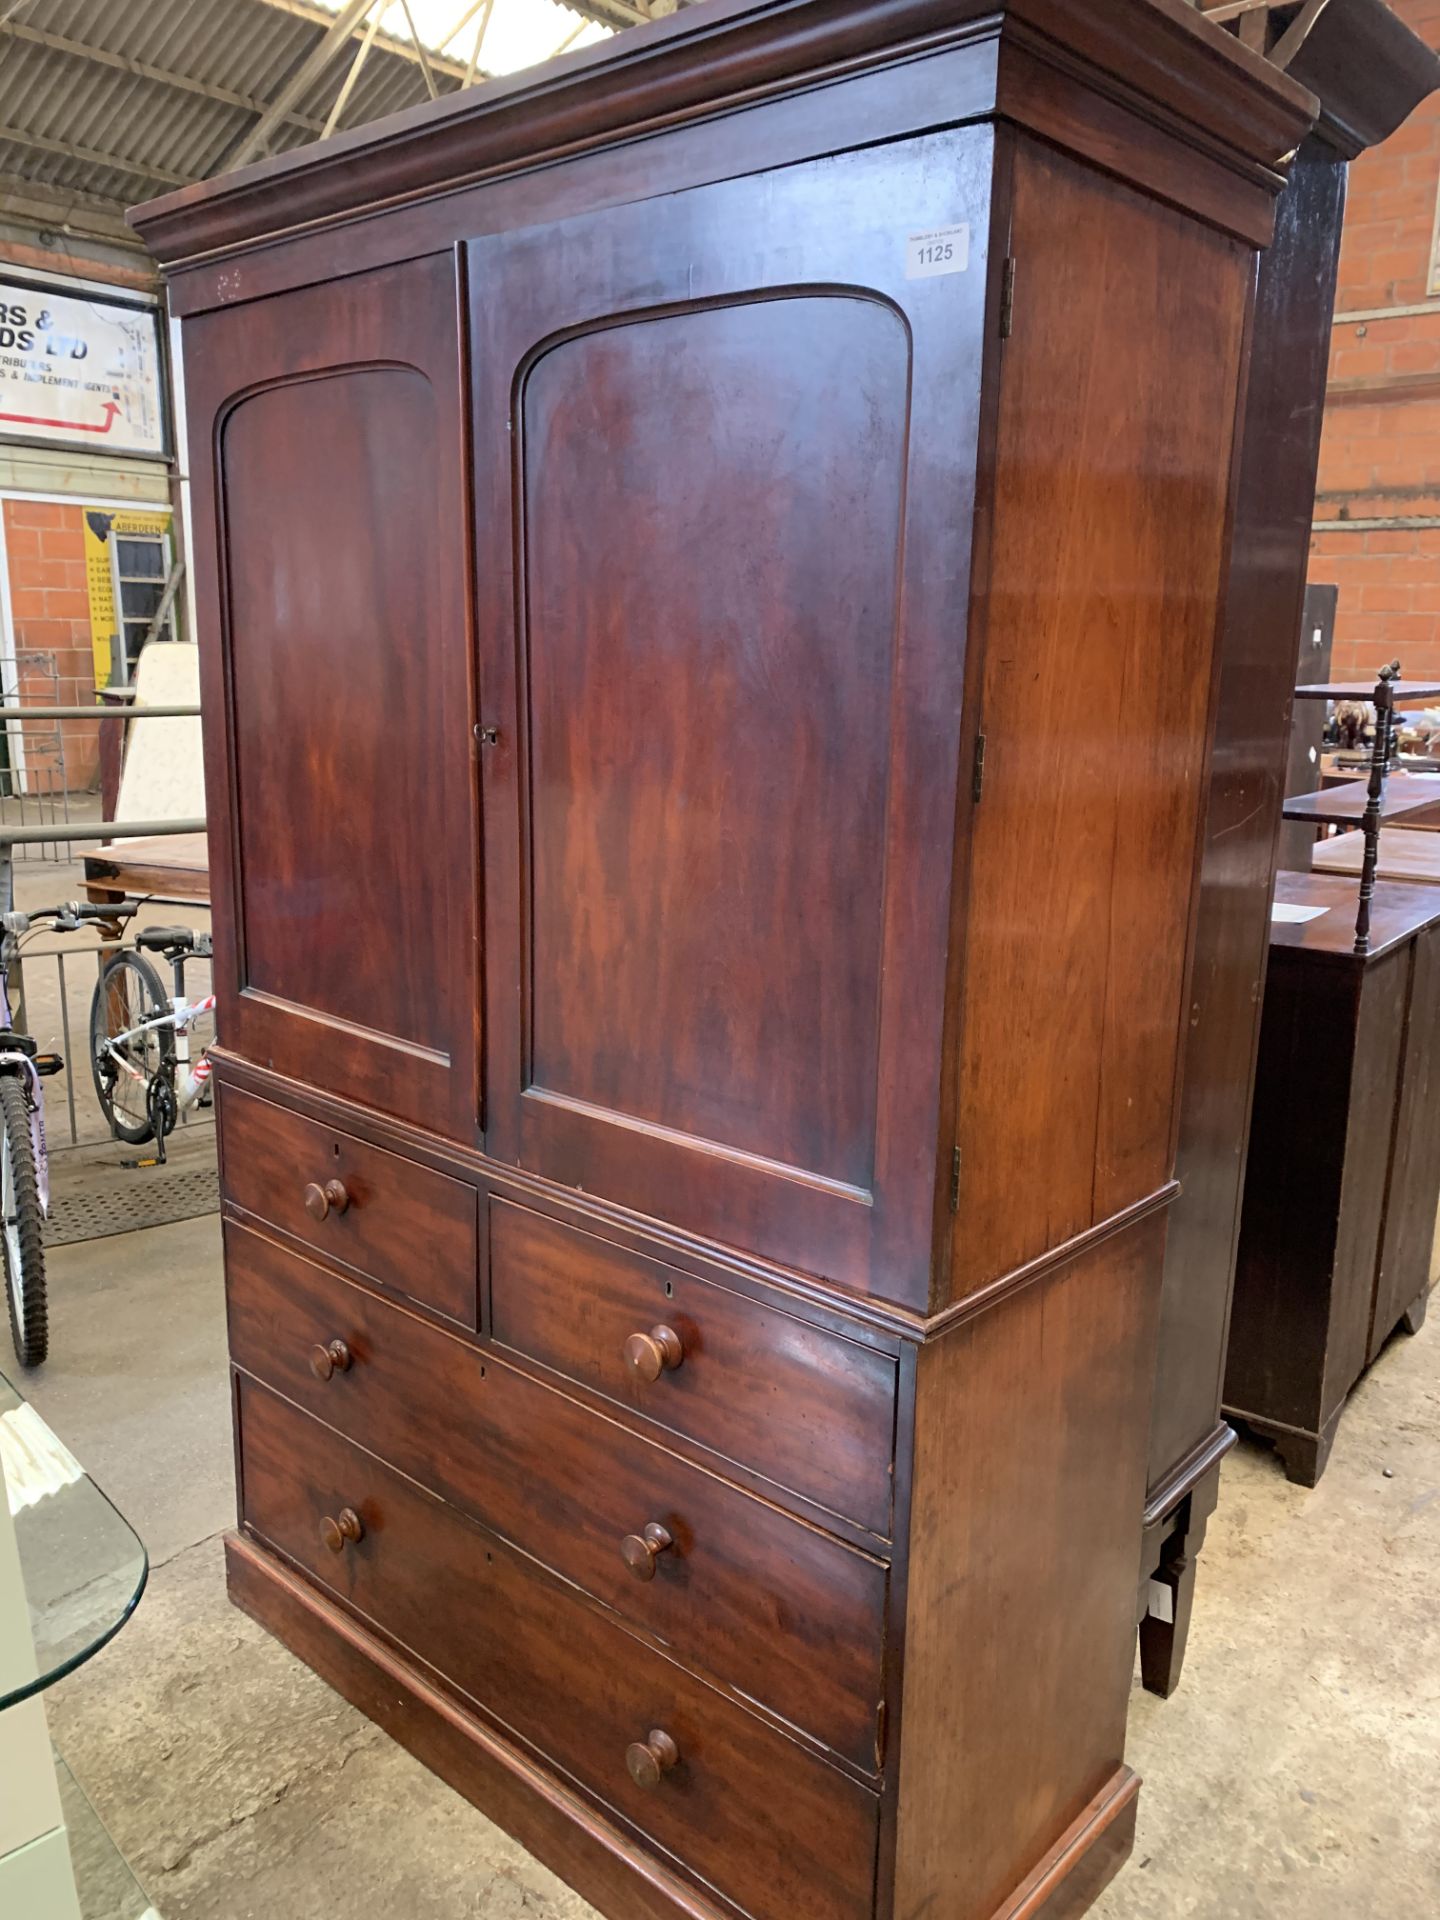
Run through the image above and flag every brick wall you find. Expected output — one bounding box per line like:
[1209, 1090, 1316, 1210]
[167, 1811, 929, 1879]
[0, 234, 153, 296]
[0, 237, 169, 795]
[1312, 0, 1440, 682]
[2, 497, 100, 791]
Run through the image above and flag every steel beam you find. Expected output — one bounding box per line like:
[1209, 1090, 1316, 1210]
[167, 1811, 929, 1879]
[222, 0, 376, 172]
[251, 0, 475, 81]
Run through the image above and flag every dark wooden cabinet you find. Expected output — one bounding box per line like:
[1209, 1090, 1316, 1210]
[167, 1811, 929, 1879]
[1225, 871, 1440, 1486]
[135, 5, 1317, 1917]
[1137, 0, 1439, 1701]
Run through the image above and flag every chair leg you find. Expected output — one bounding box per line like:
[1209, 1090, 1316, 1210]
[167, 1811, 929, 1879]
[1139, 1508, 1210, 1699]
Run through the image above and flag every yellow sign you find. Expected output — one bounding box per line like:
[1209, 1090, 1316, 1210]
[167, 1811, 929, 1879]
[83, 505, 171, 688]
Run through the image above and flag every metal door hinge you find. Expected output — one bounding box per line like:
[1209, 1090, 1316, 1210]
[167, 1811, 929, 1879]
[999, 257, 1016, 340]
[476, 725, 499, 745]
[971, 731, 987, 803]
[949, 1146, 961, 1213]
[874, 1699, 888, 1771]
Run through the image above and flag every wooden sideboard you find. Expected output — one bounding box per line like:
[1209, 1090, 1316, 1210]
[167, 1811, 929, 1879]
[1225, 870, 1440, 1484]
[1139, 0, 1440, 1700]
[1313, 824, 1440, 883]
[134, 5, 1316, 1917]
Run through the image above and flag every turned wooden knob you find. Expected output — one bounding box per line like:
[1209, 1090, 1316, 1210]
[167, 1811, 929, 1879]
[623, 1325, 684, 1383]
[304, 1178, 350, 1222]
[319, 1507, 364, 1554]
[309, 1338, 352, 1382]
[621, 1522, 674, 1581]
[625, 1729, 679, 1789]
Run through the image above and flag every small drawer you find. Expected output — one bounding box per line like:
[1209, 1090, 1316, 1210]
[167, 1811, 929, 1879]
[227, 1222, 888, 1772]
[489, 1199, 896, 1536]
[238, 1378, 879, 1920]
[218, 1084, 477, 1328]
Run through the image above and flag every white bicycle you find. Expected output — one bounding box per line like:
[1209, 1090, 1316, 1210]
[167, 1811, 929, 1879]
[90, 924, 215, 1158]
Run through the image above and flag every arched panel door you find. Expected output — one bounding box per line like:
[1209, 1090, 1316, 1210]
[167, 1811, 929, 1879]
[470, 132, 993, 1306]
[185, 254, 481, 1143]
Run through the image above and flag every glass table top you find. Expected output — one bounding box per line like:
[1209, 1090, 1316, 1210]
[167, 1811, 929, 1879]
[58, 1753, 162, 1920]
[1, 1365, 149, 1711]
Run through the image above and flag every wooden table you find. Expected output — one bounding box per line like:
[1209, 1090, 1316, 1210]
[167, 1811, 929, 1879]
[83, 832, 210, 907]
[1311, 824, 1440, 883]
[1225, 870, 1440, 1484]
[1291, 770, 1440, 831]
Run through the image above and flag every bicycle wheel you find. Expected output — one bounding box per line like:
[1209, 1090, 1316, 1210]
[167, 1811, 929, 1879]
[1, 1074, 47, 1367]
[90, 951, 175, 1145]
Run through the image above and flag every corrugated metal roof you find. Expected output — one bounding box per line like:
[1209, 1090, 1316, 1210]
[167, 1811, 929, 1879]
[0, 0, 639, 240]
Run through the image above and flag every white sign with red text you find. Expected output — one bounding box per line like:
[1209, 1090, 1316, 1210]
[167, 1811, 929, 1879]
[0, 278, 166, 457]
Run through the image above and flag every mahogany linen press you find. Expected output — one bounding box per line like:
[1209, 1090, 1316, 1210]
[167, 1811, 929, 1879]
[131, 5, 1316, 1918]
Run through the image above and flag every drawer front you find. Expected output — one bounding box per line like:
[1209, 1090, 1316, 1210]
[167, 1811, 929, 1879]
[227, 1222, 887, 1772]
[489, 1199, 896, 1536]
[238, 1378, 879, 1920]
[219, 1084, 477, 1328]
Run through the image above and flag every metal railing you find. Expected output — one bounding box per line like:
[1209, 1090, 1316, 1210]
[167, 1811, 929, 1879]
[13, 929, 216, 1152]
[0, 685, 204, 859]
[0, 818, 206, 846]
[0, 661, 74, 862]
[0, 700, 208, 1148]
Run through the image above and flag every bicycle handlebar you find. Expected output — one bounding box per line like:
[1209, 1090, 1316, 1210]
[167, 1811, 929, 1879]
[2, 901, 131, 937]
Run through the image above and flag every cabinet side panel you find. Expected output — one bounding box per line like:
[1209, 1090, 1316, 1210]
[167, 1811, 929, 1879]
[1324, 953, 1408, 1411]
[1224, 956, 1361, 1434]
[952, 139, 1251, 1298]
[1369, 922, 1440, 1358]
[892, 1214, 1164, 1919]
[1149, 145, 1348, 1495]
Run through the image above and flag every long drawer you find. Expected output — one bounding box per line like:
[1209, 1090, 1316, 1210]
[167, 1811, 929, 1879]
[237, 1378, 879, 1920]
[488, 1198, 896, 1536]
[227, 1221, 887, 1772]
[219, 1084, 477, 1328]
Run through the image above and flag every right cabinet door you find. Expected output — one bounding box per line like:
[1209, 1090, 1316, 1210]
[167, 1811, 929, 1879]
[469, 132, 991, 1304]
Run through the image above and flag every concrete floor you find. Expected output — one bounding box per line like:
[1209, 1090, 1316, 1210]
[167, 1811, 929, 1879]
[14, 1213, 1439, 1920]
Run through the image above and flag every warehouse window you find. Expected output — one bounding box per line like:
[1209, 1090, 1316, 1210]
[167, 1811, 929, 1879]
[113, 530, 177, 681]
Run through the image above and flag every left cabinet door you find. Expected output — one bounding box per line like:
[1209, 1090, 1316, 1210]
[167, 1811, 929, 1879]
[183, 254, 481, 1142]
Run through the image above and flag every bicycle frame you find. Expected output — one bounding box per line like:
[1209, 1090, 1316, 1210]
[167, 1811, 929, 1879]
[163, 943, 214, 1104]
[97, 989, 216, 1111]
[0, 839, 48, 1211]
